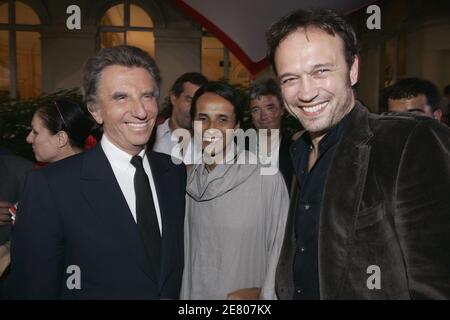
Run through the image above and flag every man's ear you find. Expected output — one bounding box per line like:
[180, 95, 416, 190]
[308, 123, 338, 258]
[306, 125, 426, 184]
[170, 92, 178, 107]
[350, 55, 359, 86]
[88, 103, 103, 125]
[56, 130, 69, 148]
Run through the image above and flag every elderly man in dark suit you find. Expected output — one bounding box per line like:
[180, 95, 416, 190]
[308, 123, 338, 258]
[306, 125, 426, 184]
[267, 9, 450, 299]
[10, 46, 186, 299]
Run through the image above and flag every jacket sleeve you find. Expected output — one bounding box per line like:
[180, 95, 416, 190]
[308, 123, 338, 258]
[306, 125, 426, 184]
[394, 121, 450, 299]
[10, 169, 64, 299]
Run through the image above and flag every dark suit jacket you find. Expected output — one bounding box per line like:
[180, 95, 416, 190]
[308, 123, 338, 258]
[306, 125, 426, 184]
[10, 145, 186, 299]
[276, 103, 450, 299]
[0, 154, 33, 298]
[0, 155, 33, 245]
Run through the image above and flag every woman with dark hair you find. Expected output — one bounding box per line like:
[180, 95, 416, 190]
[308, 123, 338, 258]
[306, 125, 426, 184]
[181, 82, 289, 300]
[1, 99, 95, 289]
[26, 99, 96, 163]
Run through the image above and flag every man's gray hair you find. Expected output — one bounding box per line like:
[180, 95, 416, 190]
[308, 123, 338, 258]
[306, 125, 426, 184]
[82, 45, 161, 106]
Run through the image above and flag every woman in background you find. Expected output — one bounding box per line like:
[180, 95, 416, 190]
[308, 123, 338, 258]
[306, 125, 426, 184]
[26, 98, 96, 163]
[0, 99, 95, 291]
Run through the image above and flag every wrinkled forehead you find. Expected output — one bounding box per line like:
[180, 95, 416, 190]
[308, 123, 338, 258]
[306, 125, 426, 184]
[388, 94, 429, 111]
[275, 27, 347, 67]
[97, 65, 157, 90]
[196, 93, 235, 114]
[250, 94, 283, 108]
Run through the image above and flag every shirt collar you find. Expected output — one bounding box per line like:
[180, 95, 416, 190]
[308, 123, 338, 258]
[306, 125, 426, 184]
[300, 106, 354, 154]
[101, 133, 146, 170]
[156, 118, 171, 137]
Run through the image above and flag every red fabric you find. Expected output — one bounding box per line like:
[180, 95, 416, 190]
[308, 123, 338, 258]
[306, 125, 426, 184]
[84, 135, 98, 151]
[32, 162, 47, 169]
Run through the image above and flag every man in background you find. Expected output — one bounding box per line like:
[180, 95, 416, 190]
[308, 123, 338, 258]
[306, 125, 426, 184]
[0, 153, 32, 298]
[153, 72, 207, 164]
[249, 78, 294, 189]
[387, 77, 443, 122]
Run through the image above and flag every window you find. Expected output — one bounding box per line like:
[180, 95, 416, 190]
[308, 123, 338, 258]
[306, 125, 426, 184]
[99, 2, 154, 57]
[202, 31, 251, 88]
[0, 0, 41, 100]
[383, 34, 407, 88]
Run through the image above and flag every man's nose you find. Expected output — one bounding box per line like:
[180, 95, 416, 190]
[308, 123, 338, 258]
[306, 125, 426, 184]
[260, 109, 270, 121]
[26, 131, 33, 144]
[296, 77, 319, 102]
[204, 121, 220, 132]
[131, 100, 147, 119]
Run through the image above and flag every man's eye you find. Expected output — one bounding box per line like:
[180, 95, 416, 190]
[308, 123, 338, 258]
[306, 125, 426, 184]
[281, 77, 297, 85]
[314, 69, 330, 76]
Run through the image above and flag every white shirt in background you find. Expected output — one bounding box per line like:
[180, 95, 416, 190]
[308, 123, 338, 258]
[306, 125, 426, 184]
[153, 118, 201, 165]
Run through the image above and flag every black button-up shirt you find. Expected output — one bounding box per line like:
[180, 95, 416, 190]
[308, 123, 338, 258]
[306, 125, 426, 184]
[291, 110, 353, 300]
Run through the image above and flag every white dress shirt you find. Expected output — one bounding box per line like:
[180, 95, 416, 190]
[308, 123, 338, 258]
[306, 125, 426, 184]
[101, 134, 162, 235]
[152, 118, 201, 165]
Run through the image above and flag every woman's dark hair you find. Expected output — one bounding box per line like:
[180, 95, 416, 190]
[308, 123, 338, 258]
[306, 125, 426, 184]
[36, 98, 95, 150]
[190, 81, 243, 125]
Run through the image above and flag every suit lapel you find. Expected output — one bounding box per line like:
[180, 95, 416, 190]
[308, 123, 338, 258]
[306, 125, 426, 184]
[80, 145, 158, 283]
[319, 104, 373, 299]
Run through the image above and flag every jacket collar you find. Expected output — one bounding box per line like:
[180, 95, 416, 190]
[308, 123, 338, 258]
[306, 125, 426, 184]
[80, 144, 170, 286]
[318, 102, 374, 299]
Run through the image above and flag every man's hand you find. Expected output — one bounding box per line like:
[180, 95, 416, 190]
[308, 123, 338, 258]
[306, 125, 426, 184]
[227, 287, 261, 300]
[0, 201, 13, 226]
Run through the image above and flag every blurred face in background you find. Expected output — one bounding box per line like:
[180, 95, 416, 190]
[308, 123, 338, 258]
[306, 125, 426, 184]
[171, 82, 201, 130]
[26, 113, 61, 163]
[193, 92, 239, 161]
[388, 95, 434, 117]
[250, 94, 284, 134]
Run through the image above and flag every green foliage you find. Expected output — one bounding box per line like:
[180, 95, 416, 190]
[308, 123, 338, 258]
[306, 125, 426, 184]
[0, 89, 83, 160]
